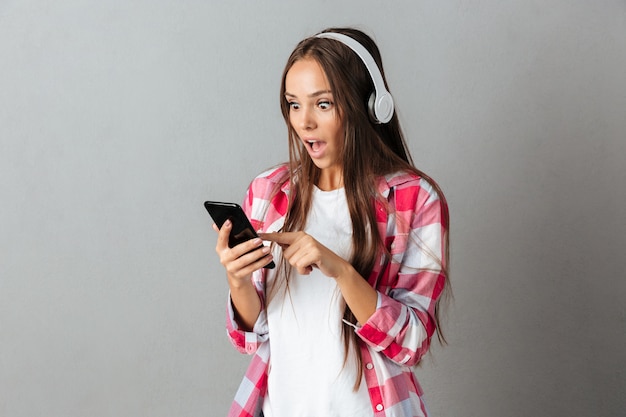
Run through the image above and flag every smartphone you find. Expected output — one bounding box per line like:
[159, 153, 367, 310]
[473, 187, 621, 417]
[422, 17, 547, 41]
[204, 201, 275, 269]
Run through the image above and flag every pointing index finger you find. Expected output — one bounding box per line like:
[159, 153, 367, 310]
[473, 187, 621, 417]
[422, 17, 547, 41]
[258, 232, 295, 245]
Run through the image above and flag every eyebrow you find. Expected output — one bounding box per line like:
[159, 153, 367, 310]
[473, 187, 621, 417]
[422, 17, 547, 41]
[284, 90, 332, 99]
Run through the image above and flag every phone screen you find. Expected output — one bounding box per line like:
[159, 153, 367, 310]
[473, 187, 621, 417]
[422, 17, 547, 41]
[204, 201, 275, 269]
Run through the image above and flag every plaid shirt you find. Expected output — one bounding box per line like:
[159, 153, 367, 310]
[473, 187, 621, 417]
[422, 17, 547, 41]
[225, 164, 448, 417]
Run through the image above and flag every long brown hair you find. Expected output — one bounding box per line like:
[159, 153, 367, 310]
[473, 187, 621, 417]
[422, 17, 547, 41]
[275, 27, 450, 388]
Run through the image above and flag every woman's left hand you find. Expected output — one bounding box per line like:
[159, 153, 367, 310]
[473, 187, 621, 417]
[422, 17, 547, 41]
[259, 231, 349, 278]
[261, 231, 378, 323]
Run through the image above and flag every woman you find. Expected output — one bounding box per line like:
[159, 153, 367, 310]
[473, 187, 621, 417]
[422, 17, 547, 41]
[213, 27, 450, 417]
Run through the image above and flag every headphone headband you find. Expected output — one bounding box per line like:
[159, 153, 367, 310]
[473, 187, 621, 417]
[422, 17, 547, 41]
[315, 32, 394, 124]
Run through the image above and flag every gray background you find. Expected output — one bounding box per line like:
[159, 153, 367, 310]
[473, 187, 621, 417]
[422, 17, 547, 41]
[1, 1, 625, 416]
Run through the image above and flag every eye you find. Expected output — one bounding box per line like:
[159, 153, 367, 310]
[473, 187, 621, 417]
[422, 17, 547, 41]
[288, 101, 300, 110]
[318, 100, 333, 110]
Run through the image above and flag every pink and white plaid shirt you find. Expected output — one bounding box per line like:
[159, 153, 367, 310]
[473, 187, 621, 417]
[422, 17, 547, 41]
[225, 164, 448, 417]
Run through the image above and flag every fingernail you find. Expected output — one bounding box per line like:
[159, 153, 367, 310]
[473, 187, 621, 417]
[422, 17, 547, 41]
[224, 219, 231, 227]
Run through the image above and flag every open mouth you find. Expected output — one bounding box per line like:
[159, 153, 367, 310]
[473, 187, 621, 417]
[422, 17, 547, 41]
[306, 140, 322, 152]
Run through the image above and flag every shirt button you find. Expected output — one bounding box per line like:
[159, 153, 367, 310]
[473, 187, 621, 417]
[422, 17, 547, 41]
[376, 404, 384, 411]
[366, 363, 374, 370]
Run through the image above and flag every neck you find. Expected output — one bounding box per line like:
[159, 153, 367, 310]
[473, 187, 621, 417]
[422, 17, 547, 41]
[317, 169, 343, 191]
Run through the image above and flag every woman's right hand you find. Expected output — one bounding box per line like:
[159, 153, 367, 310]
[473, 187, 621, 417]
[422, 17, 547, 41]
[213, 219, 273, 287]
[213, 219, 267, 331]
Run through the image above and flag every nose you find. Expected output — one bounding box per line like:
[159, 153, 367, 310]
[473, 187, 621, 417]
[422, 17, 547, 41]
[296, 106, 316, 131]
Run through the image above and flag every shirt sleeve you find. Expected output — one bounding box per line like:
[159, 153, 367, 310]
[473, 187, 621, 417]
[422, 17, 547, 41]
[225, 289, 269, 355]
[356, 178, 448, 366]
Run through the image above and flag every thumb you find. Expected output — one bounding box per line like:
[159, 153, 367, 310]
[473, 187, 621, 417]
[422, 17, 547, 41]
[215, 219, 232, 249]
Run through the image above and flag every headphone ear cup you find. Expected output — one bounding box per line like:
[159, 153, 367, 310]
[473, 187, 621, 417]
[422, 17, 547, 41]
[374, 92, 394, 124]
[367, 91, 394, 124]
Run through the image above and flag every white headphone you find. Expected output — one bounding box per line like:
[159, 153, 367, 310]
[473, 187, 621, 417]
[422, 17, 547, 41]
[315, 32, 395, 124]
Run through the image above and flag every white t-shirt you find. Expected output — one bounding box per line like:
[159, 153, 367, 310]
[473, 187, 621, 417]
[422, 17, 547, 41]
[262, 186, 374, 417]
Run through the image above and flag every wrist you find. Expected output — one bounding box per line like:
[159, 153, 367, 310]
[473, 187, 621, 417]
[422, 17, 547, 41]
[227, 274, 254, 290]
[333, 261, 358, 283]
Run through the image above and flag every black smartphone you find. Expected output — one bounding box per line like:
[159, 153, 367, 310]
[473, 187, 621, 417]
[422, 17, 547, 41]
[204, 201, 275, 269]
